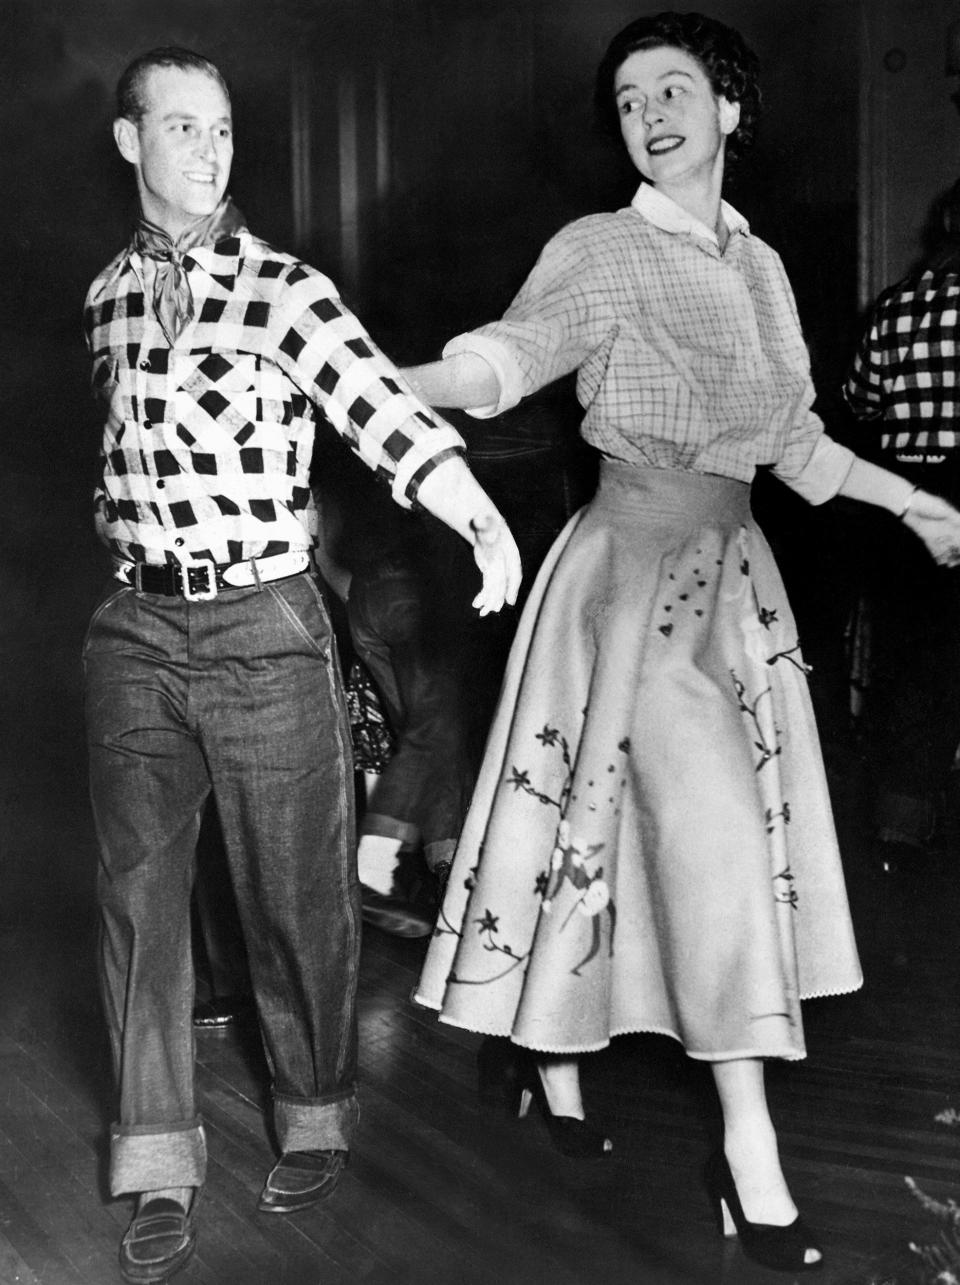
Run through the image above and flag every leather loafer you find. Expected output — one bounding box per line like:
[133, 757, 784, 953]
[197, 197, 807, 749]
[257, 1148, 348, 1214]
[119, 1192, 199, 1283]
[360, 886, 433, 939]
[192, 994, 255, 1029]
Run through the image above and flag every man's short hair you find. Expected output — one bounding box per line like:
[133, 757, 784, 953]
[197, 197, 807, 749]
[116, 47, 230, 124]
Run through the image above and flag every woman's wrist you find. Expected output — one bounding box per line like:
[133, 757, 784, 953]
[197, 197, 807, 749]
[899, 485, 920, 520]
[836, 457, 920, 516]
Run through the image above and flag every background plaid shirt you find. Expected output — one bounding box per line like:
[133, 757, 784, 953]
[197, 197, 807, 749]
[84, 228, 465, 565]
[844, 268, 960, 460]
[446, 185, 851, 502]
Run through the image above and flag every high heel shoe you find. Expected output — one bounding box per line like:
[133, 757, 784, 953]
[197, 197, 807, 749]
[477, 1037, 522, 1110]
[704, 1151, 823, 1273]
[476, 1039, 612, 1158]
[515, 1072, 613, 1158]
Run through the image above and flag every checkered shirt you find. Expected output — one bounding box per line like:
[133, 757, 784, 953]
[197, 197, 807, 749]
[84, 228, 465, 565]
[843, 269, 960, 460]
[445, 185, 850, 501]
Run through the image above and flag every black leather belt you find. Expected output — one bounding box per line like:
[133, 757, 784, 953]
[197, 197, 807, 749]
[112, 551, 311, 600]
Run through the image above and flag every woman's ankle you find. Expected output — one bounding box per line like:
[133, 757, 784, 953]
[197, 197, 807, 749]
[722, 1126, 798, 1225]
[536, 1058, 585, 1120]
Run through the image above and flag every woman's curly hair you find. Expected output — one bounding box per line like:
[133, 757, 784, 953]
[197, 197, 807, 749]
[594, 11, 762, 165]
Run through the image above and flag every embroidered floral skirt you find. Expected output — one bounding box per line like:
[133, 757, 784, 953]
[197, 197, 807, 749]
[414, 461, 862, 1059]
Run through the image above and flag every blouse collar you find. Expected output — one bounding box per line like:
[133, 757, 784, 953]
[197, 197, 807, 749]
[631, 183, 749, 248]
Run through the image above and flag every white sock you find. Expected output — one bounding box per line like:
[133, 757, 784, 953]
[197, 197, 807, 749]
[357, 834, 403, 894]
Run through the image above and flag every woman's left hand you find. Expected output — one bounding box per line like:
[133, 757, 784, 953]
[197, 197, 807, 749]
[903, 490, 960, 567]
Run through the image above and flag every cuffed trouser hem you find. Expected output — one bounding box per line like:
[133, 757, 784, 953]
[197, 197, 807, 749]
[274, 1091, 359, 1153]
[359, 812, 420, 847]
[424, 838, 456, 872]
[110, 1119, 207, 1196]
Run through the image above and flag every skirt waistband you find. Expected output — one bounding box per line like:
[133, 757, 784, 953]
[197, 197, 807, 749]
[594, 460, 752, 525]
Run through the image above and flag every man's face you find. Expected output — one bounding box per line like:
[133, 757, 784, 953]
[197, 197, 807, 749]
[114, 65, 233, 237]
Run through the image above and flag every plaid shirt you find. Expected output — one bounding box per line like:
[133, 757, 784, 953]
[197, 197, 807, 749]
[84, 227, 465, 565]
[843, 269, 960, 461]
[446, 184, 852, 502]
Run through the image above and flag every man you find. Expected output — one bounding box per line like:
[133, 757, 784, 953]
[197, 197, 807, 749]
[84, 47, 520, 1284]
[844, 179, 960, 874]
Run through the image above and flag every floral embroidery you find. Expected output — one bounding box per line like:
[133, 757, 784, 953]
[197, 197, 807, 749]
[442, 726, 626, 985]
[731, 671, 781, 772]
[729, 532, 800, 914]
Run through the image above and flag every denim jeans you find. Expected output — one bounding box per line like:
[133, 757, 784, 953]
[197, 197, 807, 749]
[83, 572, 360, 1196]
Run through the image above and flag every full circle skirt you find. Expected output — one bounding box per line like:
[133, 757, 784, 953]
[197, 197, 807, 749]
[415, 462, 862, 1059]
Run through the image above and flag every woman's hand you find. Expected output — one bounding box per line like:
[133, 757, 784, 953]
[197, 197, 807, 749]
[903, 490, 960, 567]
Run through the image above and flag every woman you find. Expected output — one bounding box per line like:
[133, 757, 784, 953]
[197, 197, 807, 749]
[408, 11, 960, 1273]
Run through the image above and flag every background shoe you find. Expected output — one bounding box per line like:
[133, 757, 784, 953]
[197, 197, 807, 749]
[873, 838, 926, 876]
[432, 860, 453, 904]
[192, 994, 255, 1029]
[258, 1149, 348, 1214]
[119, 1192, 199, 1283]
[360, 886, 433, 938]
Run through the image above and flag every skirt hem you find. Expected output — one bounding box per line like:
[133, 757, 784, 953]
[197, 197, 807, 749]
[412, 978, 864, 1059]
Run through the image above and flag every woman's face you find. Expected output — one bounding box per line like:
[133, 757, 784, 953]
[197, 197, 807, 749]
[613, 45, 740, 194]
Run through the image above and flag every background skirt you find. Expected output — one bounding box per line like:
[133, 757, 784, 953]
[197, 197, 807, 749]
[415, 461, 862, 1059]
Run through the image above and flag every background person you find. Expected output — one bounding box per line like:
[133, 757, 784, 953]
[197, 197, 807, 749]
[844, 178, 960, 873]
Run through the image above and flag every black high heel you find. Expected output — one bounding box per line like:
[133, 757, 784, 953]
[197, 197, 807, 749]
[477, 1040, 612, 1158]
[477, 1037, 521, 1110]
[705, 1151, 823, 1273]
[516, 1070, 613, 1158]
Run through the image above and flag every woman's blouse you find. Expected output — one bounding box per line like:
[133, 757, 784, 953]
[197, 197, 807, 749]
[445, 185, 853, 504]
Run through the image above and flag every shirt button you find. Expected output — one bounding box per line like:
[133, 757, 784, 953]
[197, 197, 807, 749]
[142, 420, 152, 430]
[156, 479, 165, 489]
[175, 538, 184, 547]
[139, 359, 151, 371]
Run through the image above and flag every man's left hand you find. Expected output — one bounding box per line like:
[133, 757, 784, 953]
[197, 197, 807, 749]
[469, 510, 522, 616]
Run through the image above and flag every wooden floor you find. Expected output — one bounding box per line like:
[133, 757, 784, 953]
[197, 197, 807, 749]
[3, 751, 960, 1285]
[3, 490, 960, 1285]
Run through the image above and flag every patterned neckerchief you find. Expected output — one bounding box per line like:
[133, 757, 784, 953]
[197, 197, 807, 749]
[132, 197, 246, 344]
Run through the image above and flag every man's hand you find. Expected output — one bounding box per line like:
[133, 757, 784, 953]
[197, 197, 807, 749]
[469, 510, 522, 616]
[415, 457, 522, 613]
[903, 490, 960, 567]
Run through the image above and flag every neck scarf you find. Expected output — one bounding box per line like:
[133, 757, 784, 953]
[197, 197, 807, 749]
[132, 197, 246, 345]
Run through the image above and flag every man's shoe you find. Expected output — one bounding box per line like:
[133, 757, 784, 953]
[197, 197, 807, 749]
[257, 1149, 348, 1214]
[360, 886, 433, 939]
[119, 1192, 199, 1283]
[192, 994, 255, 1029]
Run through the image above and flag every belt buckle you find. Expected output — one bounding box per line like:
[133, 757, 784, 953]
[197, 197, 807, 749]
[180, 560, 217, 601]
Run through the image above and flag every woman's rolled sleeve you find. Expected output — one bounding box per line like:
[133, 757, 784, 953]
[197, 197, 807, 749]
[441, 332, 525, 418]
[772, 432, 856, 505]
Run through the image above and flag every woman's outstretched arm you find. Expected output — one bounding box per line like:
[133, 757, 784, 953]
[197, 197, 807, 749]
[403, 352, 500, 410]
